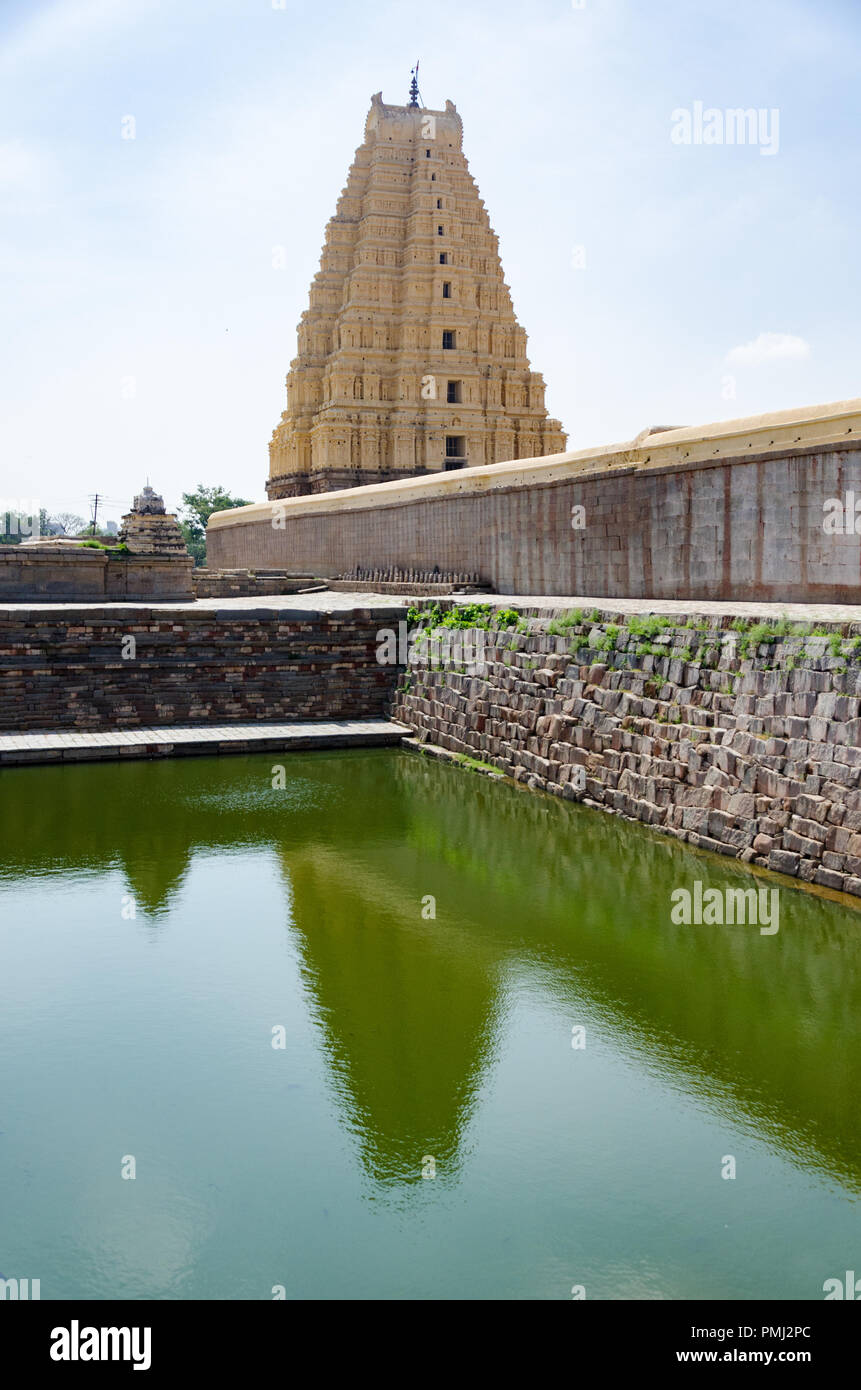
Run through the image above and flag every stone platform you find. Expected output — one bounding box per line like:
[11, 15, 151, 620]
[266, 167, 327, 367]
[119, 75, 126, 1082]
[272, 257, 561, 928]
[3, 591, 861, 622]
[0, 719, 410, 767]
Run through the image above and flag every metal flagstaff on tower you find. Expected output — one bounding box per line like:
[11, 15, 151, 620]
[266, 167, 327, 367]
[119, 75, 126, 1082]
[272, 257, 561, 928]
[408, 61, 421, 108]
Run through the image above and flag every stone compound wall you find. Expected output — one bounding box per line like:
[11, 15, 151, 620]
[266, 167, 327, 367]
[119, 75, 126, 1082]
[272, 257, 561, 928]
[190, 569, 321, 599]
[0, 605, 401, 732]
[0, 548, 194, 602]
[392, 609, 861, 897]
[208, 401, 861, 602]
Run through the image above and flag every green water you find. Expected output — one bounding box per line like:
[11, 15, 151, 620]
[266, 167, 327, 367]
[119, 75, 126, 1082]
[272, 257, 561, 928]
[1, 748, 860, 1301]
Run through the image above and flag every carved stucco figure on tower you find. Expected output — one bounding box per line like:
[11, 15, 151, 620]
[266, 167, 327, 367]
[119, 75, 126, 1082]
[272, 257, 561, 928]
[266, 86, 567, 499]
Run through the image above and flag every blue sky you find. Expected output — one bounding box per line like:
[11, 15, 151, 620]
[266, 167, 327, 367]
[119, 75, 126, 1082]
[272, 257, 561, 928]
[1, 0, 859, 525]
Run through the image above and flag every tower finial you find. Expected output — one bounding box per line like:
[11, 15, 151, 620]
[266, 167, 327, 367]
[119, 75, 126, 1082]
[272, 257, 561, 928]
[408, 61, 420, 108]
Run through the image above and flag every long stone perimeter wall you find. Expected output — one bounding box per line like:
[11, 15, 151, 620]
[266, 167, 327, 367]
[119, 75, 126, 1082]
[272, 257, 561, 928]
[0, 606, 401, 732]
[207, 399, 861, 602]
[393, 610, 861, 897]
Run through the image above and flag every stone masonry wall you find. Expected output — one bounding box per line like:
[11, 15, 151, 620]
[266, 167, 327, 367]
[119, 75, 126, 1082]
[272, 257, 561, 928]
[392, 609, 861, 897]
[0, 548, 194, 602]
[208, 442, 861, 602]
[190, 569, 321, 599]
[0, 605, 402, 732]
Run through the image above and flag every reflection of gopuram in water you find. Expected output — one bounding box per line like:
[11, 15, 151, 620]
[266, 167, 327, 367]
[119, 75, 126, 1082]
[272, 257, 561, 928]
[282, 846, 500, 1183]
[5, 751, 861, 1191]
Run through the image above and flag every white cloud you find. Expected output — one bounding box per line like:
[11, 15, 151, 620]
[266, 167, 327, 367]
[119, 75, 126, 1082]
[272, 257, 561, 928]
[725, 332, 812, 367]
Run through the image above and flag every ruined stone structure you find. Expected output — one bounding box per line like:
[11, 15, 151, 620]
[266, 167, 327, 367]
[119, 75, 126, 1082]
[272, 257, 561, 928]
[266, 89, 566, 499]
[0, 484, 193, 601]
[119, 485, 188, 555]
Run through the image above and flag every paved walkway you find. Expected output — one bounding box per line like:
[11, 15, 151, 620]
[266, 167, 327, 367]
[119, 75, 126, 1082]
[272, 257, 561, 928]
[2, 591, 860, 623]
[484, 595, 861, 623]
[0, 719, 410, 767]
[0, 593, 411, 615]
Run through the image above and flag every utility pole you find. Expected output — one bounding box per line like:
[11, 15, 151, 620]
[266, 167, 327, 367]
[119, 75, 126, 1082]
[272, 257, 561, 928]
[89, 494, 101, 536]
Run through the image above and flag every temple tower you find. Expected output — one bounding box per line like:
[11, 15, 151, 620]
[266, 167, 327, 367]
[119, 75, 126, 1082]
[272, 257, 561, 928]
[266, 86, 566, 499]
[118, 485, 188, 554]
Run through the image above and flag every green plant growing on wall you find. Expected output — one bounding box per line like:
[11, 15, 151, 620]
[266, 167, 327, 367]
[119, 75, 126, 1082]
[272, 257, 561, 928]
[407, 601, 505, 634]
[751, 623, 779, 645]
[410, 601, 453, 628]
[736, 622, 780, 660]
[628, 614, 672, 639]
[454, 752, 503, 776]
[80, 539, 130, 553]
[443, 603, 492, 630]
[594, 624, 620, 652]
[548, 608, 584, 635]
[493, 607, 522, 631]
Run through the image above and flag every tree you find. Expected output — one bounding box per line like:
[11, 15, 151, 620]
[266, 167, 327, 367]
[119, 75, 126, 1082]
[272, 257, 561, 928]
[51, 512, 86, 536]
[177, 485, 251, 567]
